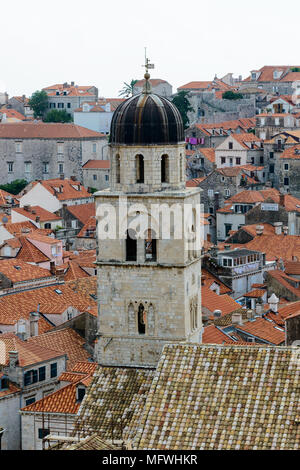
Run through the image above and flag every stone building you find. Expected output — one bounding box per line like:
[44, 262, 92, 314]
[241, 65, 300, 95]
[0, 122, 107, 184]
[95, 73, 202, 368]
[42, 82, 98, 117]
[279, 144, 300, 197]
[133, 78, 172, 98]
[255, 113, 298, 140]
[82, 160, 110, 191]
[215, 133, 264, 168]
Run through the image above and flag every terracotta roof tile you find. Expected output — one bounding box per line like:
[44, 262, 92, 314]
[243, 289, 267, 299]
[33, 179, 92, 201]
[235, 317, 285, 345]
[77, 216, 96, 238]
[82, 160, 110, 169]
[12, 206, 61, 222]
[28, 328, 93, 371]
[202, 325, 233, 344]
[0, 123, 105, 139]
[0, 333, 64, 367]
[73, 367, 155, 441]
[66, 202, 95, 225]
[132, 343, 299, 450]
[0, 372, 21, 397]
[0, 259, 51, 283]
[202, 286, 241, 316]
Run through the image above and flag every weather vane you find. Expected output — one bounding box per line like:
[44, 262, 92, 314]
[142, 47, 155, 75]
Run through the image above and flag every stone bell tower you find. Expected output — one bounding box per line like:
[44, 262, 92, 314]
[95, 71, 202, 367]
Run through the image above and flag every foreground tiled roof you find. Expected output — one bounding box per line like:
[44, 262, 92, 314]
[63, 434, 118, 450]
[66, 276, 97, 302]
[34, 179, 92, 201]
[0, 333, 64, 367]
[72, 366, 155, 441]
[0, 123, 105, 139]
[133, 343, 300, 450]
[28, 328, 92, 371]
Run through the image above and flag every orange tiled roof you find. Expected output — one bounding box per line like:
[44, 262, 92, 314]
[0, 122, 105, 139]
[284, 261, 300, 275]
[0, 259, 51, 283]
[199, 148, 215, 162]
[15, 236, 50, 263]
[226, 188, 280, 204]
[244, 65, 300, 82]
[135, 78, 169, 87]
[82, 160, 110, 169]
[202, 324, 233, 344]
[0, 283, 97, 327]
[280, 144, 300, 160]
[28, 328, 92, 371]
[58, 371, 87, 383]
[202, 286, 241, 316]
[201, 268, 232, 295]
[235, 317, 285, 345]
[186, 177, 206, 187]
[64, 260, 91, 282]
[0, 333, 65, 367]
[66, 202, 95, 225]
[243, 289, 266, 298]
[34, 178, 92, 201]
[178, 81, 213, 90]
[0, 372, 21, 397]
[77, 216, 96, 238]
[12, 206, 61, 222]
[0, 189, 16, 206]
[0, 107, 25, 120]
[232, 133, 262, 149]
[21, 382, 82, 414]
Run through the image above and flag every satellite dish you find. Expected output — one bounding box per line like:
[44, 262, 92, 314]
[2, 216, 8, 223]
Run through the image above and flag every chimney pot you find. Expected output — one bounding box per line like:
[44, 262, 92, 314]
[274, 222, 283, 235]
[232, 313, 243, 325]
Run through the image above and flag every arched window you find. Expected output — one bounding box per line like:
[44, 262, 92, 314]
[126, 229, 137, 261]
[116, 154, 120, 184]
[136, 154, 144, 183]
[145, 229, 157, 262]
[161, 155, 169, 183]
[138, 303, 146, 334]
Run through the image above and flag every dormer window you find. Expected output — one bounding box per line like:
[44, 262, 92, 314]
[76, 385, 86, 402]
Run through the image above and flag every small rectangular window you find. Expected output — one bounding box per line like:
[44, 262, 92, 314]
[24, 162, 32, 173]
[284, 177, 289, 186]
[284, 164, 289, 171]
[38, 429, 50, 440]
[15, 142, 22, 153]
[57, 143, 64, 154]
[25, 396, 36, 406]
[236, 158, 241, 165]
[7, 162, 14, 173]
[229, 142, 233, 149]
[93, 174, 97, 181]
[105, 175, 109, 181]
[50, 363, 57, 378]
[67, 103, 71, 108]
[93, 143, 97, 153]
[58, 163, 64, 174]
[43, 162, 49, 174]
[57, 103, 64, 109]
[39, 366, 46, 382]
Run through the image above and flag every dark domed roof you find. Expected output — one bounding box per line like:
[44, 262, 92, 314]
[110, 91, 184, 146]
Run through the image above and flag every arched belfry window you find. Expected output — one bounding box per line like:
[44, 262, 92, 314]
[126, 229, 137, 261]
[138, 303, 146, 334]
[161, 155, 169, 183]
[136, 155, 144, 183]
[116, 154, 120, 184]
[145, 229, 157, 262]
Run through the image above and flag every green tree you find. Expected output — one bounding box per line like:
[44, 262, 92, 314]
[222, 91, 244, 100]
[28, 90, 49, 118]
[0, 179, 28, 195]
[44, 109, 73, 123]
[171, 90, 194, 129]
[118, 80, 138, 98]
[291, 67, 300, 72]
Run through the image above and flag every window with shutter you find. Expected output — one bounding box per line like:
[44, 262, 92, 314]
[50, 363, 57, 378]
[39, 366, 46, 382]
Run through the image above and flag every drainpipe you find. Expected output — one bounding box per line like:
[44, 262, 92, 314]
[101, 143, 109, 160]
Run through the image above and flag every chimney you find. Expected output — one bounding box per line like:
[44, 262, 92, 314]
[274, 222, 283, 235]
[268, 293, 279, 313]
[207, 233, 211, 242]
[256, 225, 264, 236]
[29, 312, 39, 337]
[70, 175, 76, 181]
[283, 226, 289, 236]
[279, 193, 285, 207]
[23, 205, 30, 212]
[224, 245, 231, 251]
[8, 351, 19, 368]
[232, 313, 243, 325]
[255, 303, 264, 316]
[247, 309, 254, 320]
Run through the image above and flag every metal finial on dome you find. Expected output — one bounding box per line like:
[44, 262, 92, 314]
[142, 50, 154, 94]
